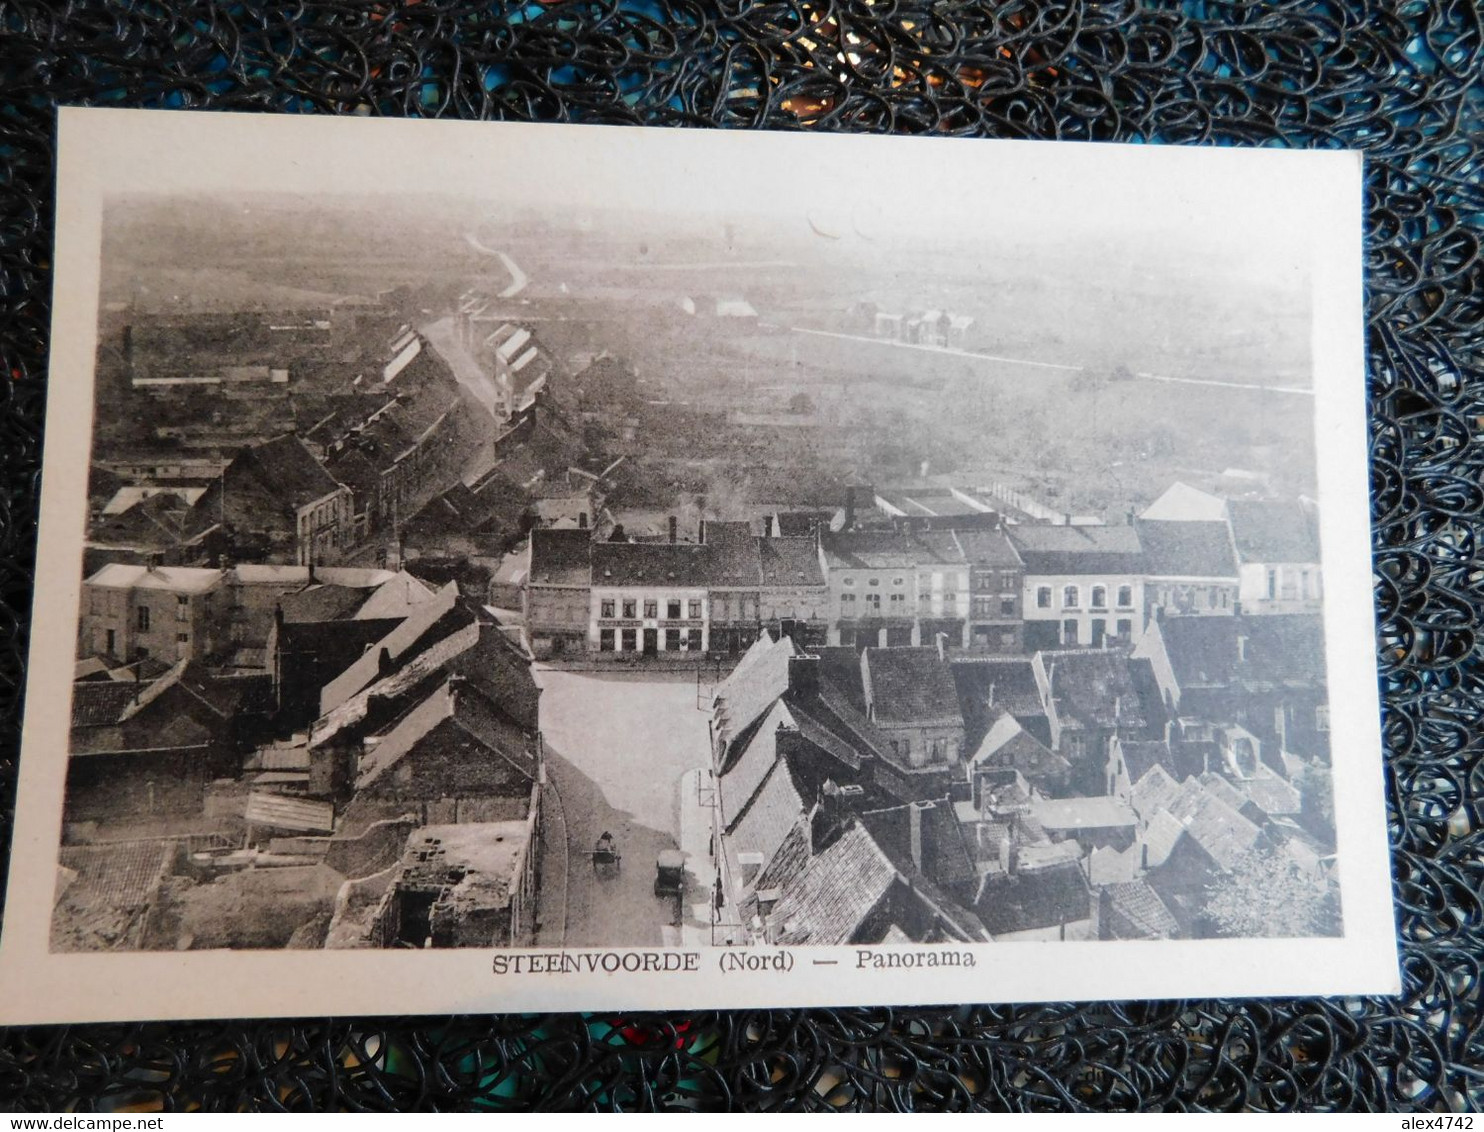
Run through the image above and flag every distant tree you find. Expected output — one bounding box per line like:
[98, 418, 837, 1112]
[1204, 849, 1340, 939]
[788, 392, 815, 415]
[607, 523, 627, 542]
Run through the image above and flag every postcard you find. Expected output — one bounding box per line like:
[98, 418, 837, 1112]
[0, 107, 1397, 1021]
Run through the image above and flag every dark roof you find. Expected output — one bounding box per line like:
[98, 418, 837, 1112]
[1007, 524, 1144, 576]
[1136, 520, 1238, 578]
[758, 537, 825, 587]
[1042, 650, 1164, 733]
[862, 648, 962, 725]
[774, 511, 832, 537]
[277, 584, 370, 623]
[1104, 880, 1181, 939]
[404, 479, 525, 542]
[322, 444, 384, 502]
[528, 528, 593, 586]
[1158, 614, 1327, 689]
[238, 435, 345, 509]
[591, 536, 763, 589]
[953, 658, 1047, 720]
[952, 528, 1023, 568]
[860, 801, 976, 890]
[1227, 500, 1320, 563]
[704, 522, 764, 587]
[975, 858, 1090, 936]
[71, 681, 143, 728]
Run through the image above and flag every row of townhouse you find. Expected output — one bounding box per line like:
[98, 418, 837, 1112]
[522, 487, 1323, 660]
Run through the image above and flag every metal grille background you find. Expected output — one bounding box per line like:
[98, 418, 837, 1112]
[0, 0, 1480, 1112]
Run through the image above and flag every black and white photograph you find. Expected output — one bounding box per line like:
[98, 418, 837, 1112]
[0, 109, 1397, 1020]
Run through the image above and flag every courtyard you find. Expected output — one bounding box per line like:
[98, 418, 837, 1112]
[532, 668, 715, 947]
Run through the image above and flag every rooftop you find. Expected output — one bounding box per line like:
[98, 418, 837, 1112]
[236, 434, 345, 509]
[1007, 524, 1145, 576]
[1136, 519, 1239, 579]
[758, 537, 826, 587]
[86, 563, 222, 594]
[862, 648, 963, 726]
[1227, 499, 1320, 563]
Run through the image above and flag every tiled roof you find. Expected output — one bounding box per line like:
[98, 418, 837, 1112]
[953, 657, 1047, 720]
[356, 679, 535, 792]
[862, 647, 962, 725]
[1136, 519, 1239, 578]
[592, 541, 711, 587]
[318, 582, 461, 716]
[758, 537, 826, 587]
[705, 522, 765, 586]
[239, 434, 345, 509]
[860, 801, 976, 890]
[1104, 880, 1181, 938]
[528, 528, 594, 587]
[1130, 764, 1186, 824]
[1042, 650, 1162, 733]
[1007, 524, 1144, 576]
[71, 681, 142, 728]
[763, 821, 899, 946]
[975, 857, 1090, 936]
[1157, 614, 1327, 689]
[1166, 780, 1262, 871]
[1227, 500, 1320, 563]
[278, 584, 373, 623]
[1241, 769, 1303, 817]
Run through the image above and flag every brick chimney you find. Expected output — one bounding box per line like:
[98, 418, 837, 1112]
[698, 518, 706, 544]
[909, 800, 931, 872]
[668, 515, 678, 544]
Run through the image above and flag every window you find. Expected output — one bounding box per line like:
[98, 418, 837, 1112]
[600, 600, 615, 619]
[621, 628, 637, 651]
[1091, 619, 1106, 647]
[137, 606, 151, 631]
[667, 600, 682, 619]
[1208, 586, 1219, 606]
[1220, 589, 1230, 609]
[1117, 585, 1133, 608]
[600, 629, 615, 651]
[176, 595, 190, 621]
[1063, 586, 1080, 609]
[1117, 618, 1132, 640]
[841, 592, 857, 604]
[999, 629, 1016, 647]
[1037, 586, 1052, 609]
[1063, 619, 1079, 645]
[666, 627, 682, 650]
[105, 629, 116, 655]
[1315, 705, 1330, 732]
[176, 632, 189, 643]
[868, 577, 880, 587]
[644, 600, 658, 619]
[688, 599, 702, 619]
[842, 577, 856, 587]
[1000, 571, 1017, 590]
[892, 577, 905, 587]
[622, 600, 636, 619]
[1267, 569, 1278, 600]
[890, 592, 904, 606]
[866, 593, 881, 612]
[688, 628, 703, 652]
[1000, 595, 1015, 616]
[974, 570, 994, 590]
[1091, 585, 1107, 609]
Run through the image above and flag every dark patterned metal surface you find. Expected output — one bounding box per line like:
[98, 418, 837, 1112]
[0, 0, 1480, 1112]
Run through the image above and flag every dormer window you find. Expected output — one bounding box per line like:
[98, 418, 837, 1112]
[1062, 586, 1080, 609]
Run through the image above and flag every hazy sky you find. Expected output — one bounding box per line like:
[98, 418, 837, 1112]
[66, 107, 1358, 289]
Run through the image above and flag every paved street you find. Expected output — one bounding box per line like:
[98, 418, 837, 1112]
[533, 669, 714, 947]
